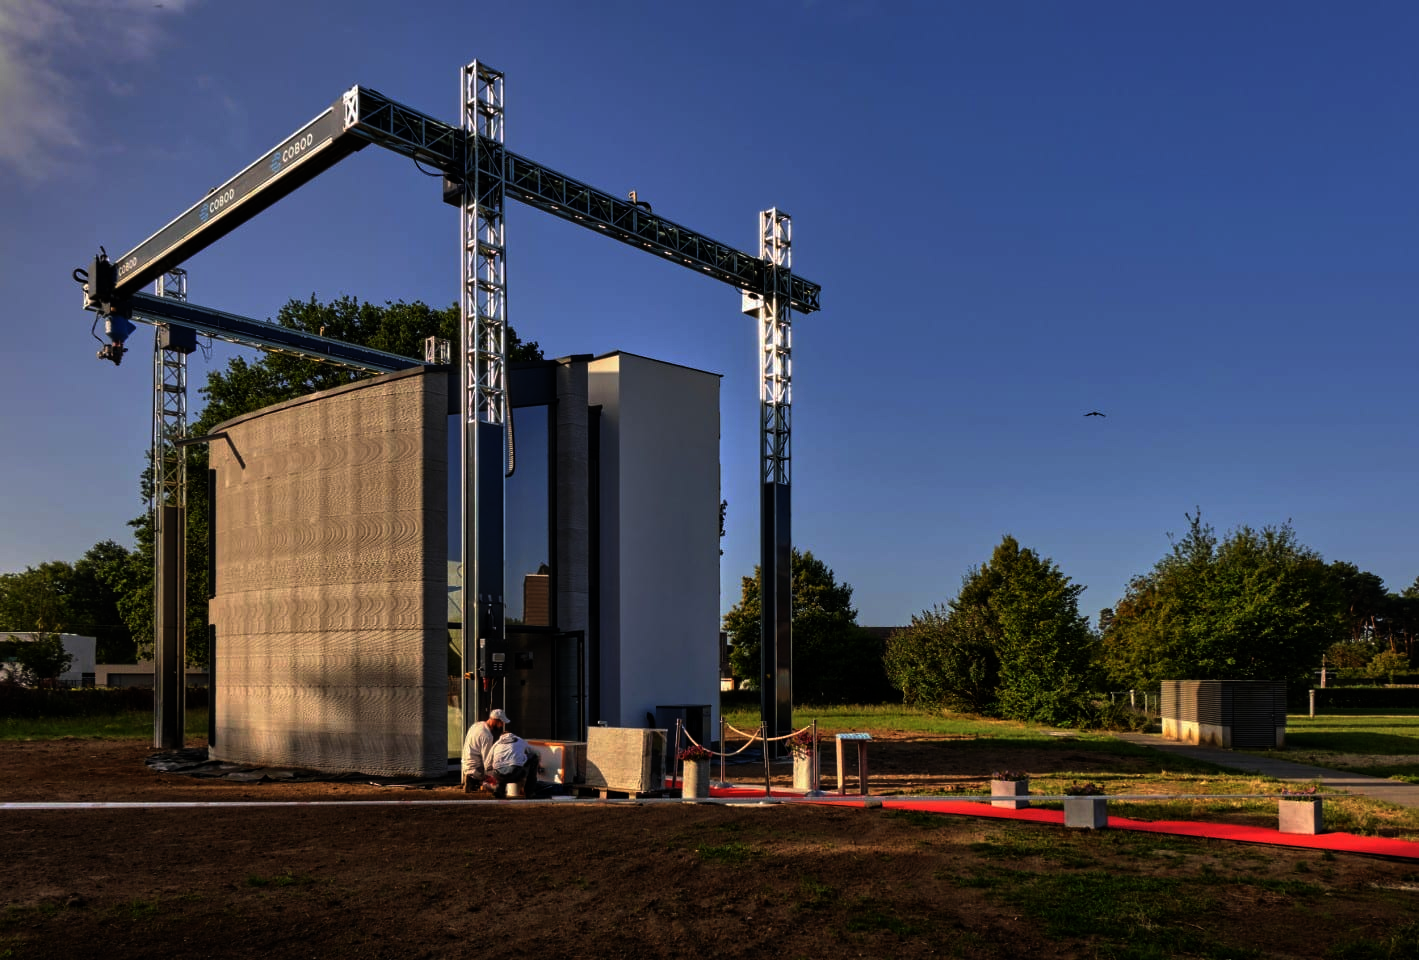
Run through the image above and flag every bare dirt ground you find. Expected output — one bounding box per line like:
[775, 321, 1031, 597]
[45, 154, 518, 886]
[2, 735, 1418, 959]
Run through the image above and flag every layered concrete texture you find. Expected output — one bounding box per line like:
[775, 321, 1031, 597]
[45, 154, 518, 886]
[208, 368, 447, 777]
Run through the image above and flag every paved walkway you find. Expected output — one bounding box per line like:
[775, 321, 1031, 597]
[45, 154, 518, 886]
[1113, 732, 1419, 809]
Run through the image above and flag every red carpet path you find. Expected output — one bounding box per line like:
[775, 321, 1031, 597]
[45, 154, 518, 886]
[706, 786, 1419, 860]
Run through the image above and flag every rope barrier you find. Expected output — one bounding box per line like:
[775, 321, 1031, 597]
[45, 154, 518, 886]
[678, 728, 762, 759]
[679, 723, 816, 758]
[723, 722, 815, 744]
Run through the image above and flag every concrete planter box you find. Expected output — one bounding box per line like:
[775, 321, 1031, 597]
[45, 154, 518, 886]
[681, 760, 711, 800]
[990, 779, 1030, 810]
[1278, 798, 1324, 835]
[1064, 796, 1109, 829]
[793, 754, 815, 792]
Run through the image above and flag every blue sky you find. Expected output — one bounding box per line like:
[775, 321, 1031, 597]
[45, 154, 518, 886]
[3, 1, 1417, 626]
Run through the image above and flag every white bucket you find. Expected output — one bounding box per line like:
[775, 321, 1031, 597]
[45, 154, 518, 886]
[505, 782, 523, 799]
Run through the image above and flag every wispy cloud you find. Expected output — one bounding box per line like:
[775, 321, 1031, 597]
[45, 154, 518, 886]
[0, 0, 194, 180]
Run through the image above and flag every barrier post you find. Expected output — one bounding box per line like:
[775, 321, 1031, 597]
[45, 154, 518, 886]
[810, 719, 820, 794]
[673, 718, 683, 791]
[719, 715, 727, 786]
[761, 723, 772, 797]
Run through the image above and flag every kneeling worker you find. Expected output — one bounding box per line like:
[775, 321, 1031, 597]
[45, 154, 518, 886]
[489, 731, 538, 799]
[461, 708, 537, 798]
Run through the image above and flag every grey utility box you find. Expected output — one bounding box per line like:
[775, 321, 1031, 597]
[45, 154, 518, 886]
[1161, 680, 1286, 749]
[656, 704, 712, 748]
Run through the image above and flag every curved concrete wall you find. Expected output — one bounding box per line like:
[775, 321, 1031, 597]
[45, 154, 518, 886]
[208, 368, 447, 777]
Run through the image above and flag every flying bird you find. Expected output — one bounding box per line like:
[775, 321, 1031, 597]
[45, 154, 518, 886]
[1084, 411, 1106, 417]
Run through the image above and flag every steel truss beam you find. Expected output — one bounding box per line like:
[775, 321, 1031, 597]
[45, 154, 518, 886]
[128, 292, 422, 373]
[754, 210, 793, 751]
[153, 271, 190, 512]
[340, 86, 820, 314]
[461, 61, 507, 732]
[102, 86, 819, 317]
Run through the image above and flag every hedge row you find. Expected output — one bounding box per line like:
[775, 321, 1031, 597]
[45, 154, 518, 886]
[1310, 686, 1419, 710]
[1321, 673, 1419, 687]
[0, 685, 209, 719]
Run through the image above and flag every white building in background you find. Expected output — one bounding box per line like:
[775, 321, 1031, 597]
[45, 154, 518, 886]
[0, 633, 96, 687]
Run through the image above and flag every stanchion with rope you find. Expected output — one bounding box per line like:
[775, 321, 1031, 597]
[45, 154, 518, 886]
[672, 718, 684, 792]
[676, 721, 823, 797]
[718, 715, 728, 787]
[761, 723, 772, 796]
[810, 718, 821, 795]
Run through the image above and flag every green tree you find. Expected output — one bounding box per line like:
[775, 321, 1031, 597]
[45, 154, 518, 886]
[0, 563, 69, 634]
[1329, 561, 1388, 645]
[885, 536, 1095, 724]
[0, 542, 134, 662]
[1099, 512, 1343, 690]
[884, 604, 998, 713]
[1365, 649, 1411, 683]
[116, 295, 542, 664]
[724, 549, 892, 704]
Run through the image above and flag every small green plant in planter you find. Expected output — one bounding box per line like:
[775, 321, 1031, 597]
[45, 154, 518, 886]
[990, 770, 1030, 809]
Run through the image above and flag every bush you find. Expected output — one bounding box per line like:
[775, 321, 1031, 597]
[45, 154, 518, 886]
[1322, 672, 1419, 687]
[1310, 687, 1419, 710]
[1077, 697, 1155, 732]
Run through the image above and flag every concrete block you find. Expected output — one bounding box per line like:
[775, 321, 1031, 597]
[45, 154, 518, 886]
[1064, 796, 1109, 829]
[1279, 799, 1324, 835]
[991, 779, 1030, 810]
[585, 727, 666, 793]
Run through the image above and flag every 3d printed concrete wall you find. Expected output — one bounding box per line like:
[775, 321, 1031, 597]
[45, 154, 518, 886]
[207, 367, 447, 777]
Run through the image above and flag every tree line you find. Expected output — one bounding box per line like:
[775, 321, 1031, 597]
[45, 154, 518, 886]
[723, 512, 1418, 726]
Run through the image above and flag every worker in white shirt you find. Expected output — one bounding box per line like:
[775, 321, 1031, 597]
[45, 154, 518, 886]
[461, 708, 508, 792]
[461, 708, 538, 797]
[489, 732, 538, 799]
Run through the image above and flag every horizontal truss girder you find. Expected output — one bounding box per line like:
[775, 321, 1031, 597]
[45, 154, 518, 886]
[344, 88, 821, 314]
[104, 86, 821, 317]
[129, 293, 422, 373]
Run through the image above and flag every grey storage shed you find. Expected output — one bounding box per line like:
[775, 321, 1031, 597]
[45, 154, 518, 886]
[1161, 680, 1287, 749]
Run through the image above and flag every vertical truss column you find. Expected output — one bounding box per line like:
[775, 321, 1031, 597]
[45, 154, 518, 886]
[461, 61, 507, 734]
[153, 267, 188, 750]
[757, 209, 794, 751]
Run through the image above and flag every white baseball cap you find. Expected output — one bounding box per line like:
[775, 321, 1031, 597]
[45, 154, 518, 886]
[489, 708, 511, 724]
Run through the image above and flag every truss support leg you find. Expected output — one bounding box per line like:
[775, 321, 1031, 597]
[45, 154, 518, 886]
[152, 268, 189, 750]
[461, 61, 508, 737]
[755, 209, 794, 755]
[154, 504, 186, 748]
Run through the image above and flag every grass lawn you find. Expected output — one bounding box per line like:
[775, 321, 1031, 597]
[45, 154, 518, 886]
[722, 702, 1073, 740]
[722, 703, 1419, 839]
[1242, 714, 1419, 783]
[0, 709, 208, 741]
